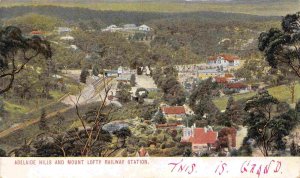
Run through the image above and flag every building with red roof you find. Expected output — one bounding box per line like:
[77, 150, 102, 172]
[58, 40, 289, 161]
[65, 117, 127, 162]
[161, 106, 186, 121]
[181, 125, 218, 153]
[162, 106, 185, 115]
[30, 30, 44, 35]
[225, 83, 249, 93]
[214, 76, 228, 84]
[208, 54, 240, 67]
[136, 147, 149, 157]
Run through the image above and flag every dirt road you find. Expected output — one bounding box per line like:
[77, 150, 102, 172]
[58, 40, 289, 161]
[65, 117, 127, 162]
[0, 77, 113, 139]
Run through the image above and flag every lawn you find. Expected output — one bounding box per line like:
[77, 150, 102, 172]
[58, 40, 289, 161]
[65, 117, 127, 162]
[0, 2, 299, 16]
[213, 83, 300, 110]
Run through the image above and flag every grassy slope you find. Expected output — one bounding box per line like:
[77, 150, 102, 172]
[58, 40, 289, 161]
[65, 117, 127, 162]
[213, 83, 300, 110]
[0, 2, 299, 16]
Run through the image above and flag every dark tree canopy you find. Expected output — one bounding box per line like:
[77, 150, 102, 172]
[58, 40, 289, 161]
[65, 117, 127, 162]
[258, 12, 300, 78]
[0, 26, 52, 94]
[243, 89, 298, 156]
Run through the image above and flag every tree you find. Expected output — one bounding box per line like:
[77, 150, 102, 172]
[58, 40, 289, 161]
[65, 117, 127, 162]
[135, 87, 149, 104]
[92, 65, 100, 76]
[189, 79, 220, 123]
[113, 127, 132, 148]
[39, 109, 49, 131]
[243, 89, 298, 156]
[258, 12, 300, 79]
[220, 97, 244, 126]
[0, 148, 6, 157]
[130, 74, 136, 86]
[0, 26, 52, 95]
[0, 96, 4, 118]
[152, 109, 166, 124]
[290, 140, 299, 156]
[80, 68, 89, 83]
[54, 112, 65, 132]
[116, 82, 132, 103]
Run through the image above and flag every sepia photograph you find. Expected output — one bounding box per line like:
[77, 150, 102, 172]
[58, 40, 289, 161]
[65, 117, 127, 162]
[0, 0, 299, 177]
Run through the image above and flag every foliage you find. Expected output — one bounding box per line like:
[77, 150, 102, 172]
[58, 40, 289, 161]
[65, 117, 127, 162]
[39, 109, 49, 131]
[113, 127, 132, 148]
[258, 12, 300, 79]
[243, 89, 298, 156]
[116, 82, 132, 103]
[152, 66, 186, 106]
[130, 74, 136, 87]
[80, 68, 89, 84]
[152, 109, 166, 124]
[189, 78, 220, 124]
[5, 13, 62, 32]
[219, 96, 245, 126]
[0, 26, 52, 95]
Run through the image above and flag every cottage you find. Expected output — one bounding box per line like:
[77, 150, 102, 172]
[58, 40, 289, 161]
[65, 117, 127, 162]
[214, 74, 235, 84]
[30, 30, 44, 36]
[208, 54, 240, 67]
[104, 70, 119, 77]
[138, 24, 151, 32]
[102, 25, 122, 32]
[214, 76, 228, 84]
[161, 106, 186, 121]
[225, 83, 249, 93]
[123, 24, 138, 31]
[136, 147, 149, 157]
[60, 35, 74, 41]
[181, 125, 218, 153]
[116, 74, 131, 83]
[56, 27, 72, 34]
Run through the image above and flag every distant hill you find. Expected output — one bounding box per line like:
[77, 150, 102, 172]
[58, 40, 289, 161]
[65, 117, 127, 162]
[0, 0, 298, 16]
[0, 0, 298, 3]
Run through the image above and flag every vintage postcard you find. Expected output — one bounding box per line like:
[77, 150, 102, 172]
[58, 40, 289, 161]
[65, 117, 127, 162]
[0, 0, 300, 177]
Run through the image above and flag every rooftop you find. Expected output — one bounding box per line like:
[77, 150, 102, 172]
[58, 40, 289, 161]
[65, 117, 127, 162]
[189, 128, 218, 145]
[162, 106, 186, 115]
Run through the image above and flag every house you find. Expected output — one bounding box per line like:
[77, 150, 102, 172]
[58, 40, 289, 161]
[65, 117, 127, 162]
[123, 24, 138, 31]
[181, 125, 218, 153]
[161, 106, 186, 121]
[225, 83, 249, 93]
[138, 24, 151, 32]
[214, 74, 235, 84]
[214, 76, 228, 84]
[60, 35, 74, 41]
[104, 70, 119, 77]
[30, 30, 44, 36]
[102, 25, 122, 32]
[136, 147, 149, 157]
[116, 74, 131, 83]
[208, 54, 240, 67]
[56, 27, 72, 35]
[198, 69, 224, 80]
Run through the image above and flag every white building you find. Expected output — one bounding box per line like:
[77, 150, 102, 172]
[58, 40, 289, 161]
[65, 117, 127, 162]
[138, 25, 151, 32]
[208, 54, 240, 67]
[123, 24, 138, 31]
[60, 35, 74, 41]
[102, 25, 122, 32]
[56, 27, 72, 35]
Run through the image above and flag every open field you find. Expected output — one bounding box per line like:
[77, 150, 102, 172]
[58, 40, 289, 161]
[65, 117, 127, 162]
[213, 83, 300, 110]
[0, 2, 299, 16]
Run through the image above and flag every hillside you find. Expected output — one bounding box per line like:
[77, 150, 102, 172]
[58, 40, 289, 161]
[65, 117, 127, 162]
[0, 1, 298, 16]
